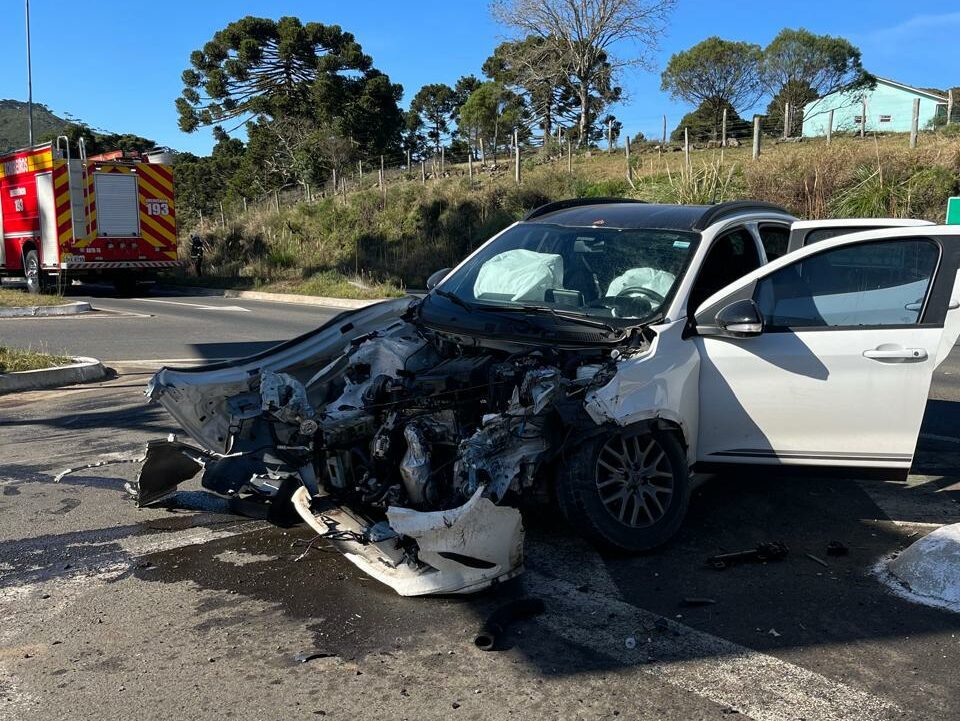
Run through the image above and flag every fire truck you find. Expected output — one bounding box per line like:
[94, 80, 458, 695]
[0, 138, 180, 294]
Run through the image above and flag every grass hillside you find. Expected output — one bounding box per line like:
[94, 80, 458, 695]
[0, 100, 69, 153]
[180, 130, 960, 294]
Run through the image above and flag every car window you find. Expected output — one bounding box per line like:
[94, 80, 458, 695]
[757, 224, 790, 261]
[803, 226, 873, 245]
[688, 228, 762, 313]
[754, 238, 939, 328]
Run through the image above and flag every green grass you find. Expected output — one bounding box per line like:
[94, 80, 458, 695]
[0, 287, 65, 307]
[160, 269, 405, 299]
[0, 346, 70, 373]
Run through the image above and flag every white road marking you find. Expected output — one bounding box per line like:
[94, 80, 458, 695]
[134, 298, 250, 312]
[526, 571, 899, 721]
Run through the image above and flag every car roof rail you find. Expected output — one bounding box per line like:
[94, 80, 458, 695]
[691, 200, 791, 230]
[522, 197, 646, 221]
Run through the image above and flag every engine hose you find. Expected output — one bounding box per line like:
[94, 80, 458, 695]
[474, 598, 546, 651]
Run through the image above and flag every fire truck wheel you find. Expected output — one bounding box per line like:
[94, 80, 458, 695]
[24, 250, 45, 295]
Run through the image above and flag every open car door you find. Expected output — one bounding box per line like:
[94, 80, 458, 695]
[692, 226, 960, 478]
[787, 218, 933, 254]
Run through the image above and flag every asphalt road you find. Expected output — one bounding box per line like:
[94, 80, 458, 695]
[0, 282, 345, 362]
[3, 284, 960, 720]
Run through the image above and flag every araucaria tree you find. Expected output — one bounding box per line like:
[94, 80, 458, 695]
[660, 37, 763, 139]
[408, 84, 457, 153]
[491, 0, 675, 146]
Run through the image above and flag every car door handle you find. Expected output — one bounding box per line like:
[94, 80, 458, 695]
[863, 346, 928, 362]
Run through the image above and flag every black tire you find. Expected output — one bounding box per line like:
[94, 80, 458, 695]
[556, 425, 690, 553]
[24, 249, 44, 295]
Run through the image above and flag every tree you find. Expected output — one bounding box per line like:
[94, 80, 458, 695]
[670, 99, 748, 143]
[491, 0, 676, 146]
[458, 82, 525, 161]
[483, 36, 575, 142]
[408, 83, 456, 153]
[660, 37, 763, 139]
[761, 28, 874, 122]
[40, 122, 156, 157]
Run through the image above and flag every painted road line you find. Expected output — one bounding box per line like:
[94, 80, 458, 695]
[525, 571, 899, 721]
[134, 298, 251, 312]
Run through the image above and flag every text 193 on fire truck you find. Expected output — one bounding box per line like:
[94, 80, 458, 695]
[0, 136, 181, 294]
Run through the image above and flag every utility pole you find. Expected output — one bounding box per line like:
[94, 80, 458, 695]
[25, 0, 34, 146]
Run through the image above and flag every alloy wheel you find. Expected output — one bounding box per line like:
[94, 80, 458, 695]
[595, 433, 675, 528]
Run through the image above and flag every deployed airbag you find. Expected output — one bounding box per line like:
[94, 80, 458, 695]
[474, 249, 564, 302]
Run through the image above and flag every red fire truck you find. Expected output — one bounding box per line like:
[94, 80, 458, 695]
[0, 138, 180, 294]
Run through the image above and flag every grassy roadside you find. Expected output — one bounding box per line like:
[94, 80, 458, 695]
[0, 287, 65, 307]
[160, 269, 406, 299]
[0, 347, 71, 373]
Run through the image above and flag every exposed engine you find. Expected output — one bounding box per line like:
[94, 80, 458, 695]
[309, 321, 613, 515]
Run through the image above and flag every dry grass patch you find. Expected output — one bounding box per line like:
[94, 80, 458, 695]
[0, 347, 71, 373]
[0, 287, 65, 307]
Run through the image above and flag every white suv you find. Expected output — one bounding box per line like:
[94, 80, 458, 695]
[138, 200, 960, 596]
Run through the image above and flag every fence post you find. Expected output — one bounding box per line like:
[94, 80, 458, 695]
[683, 127, 690, 171]
[479, 137, 486, 166]
[625, 133, 632, 184]
[607, 118, 613, 151]
[274, 189, 280, 212]
[948, 89, 954, 126]
[332, 167, 337, 196]
[406, 148, 411, 170]
[721, 107, 727, 147]
[468, 148, 473, 178]
[219, 201, 225, 227]
[566, 130, 572, 174]
[420, 159, 426, 184]
[826, 109, 834, 145]
[752, 115, 761, 160]
[341, 177, 347, 205]
[782, 102, 789, 139]
[358, 160, 363, 179]
[441, 146, 445, 174]
[910, 97, 920, 149]
[513, 129, 521, 185]
[242, 196, 247, 213]
[860, 97, 866, 138]
[662, 114, 667, 145]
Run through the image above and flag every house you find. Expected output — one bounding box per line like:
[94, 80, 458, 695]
[801, 77, 948, 137]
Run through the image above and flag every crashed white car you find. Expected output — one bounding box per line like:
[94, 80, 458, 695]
[135, 199, 960, 596]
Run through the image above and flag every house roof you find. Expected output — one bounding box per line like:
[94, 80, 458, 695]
[873, 77, 948, 101]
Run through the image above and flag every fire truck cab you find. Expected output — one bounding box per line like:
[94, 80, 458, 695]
[0, 138, 180, 294]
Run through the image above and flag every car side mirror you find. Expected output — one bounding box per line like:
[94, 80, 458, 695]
[426, 268, 452, 291]
[715, 299, 763, 337]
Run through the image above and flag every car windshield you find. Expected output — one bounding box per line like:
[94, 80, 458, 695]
[435, 222, 700, 323]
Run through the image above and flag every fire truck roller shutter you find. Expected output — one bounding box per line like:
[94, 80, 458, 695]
[36, 172, 59, 267]
[95, 172, 139, 237]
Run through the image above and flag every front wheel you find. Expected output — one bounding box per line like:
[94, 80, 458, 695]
[557, 426, 690, 552]
[24, 250, 45, 295]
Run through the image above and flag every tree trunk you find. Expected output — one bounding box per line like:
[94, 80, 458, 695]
[578, 79, 589, 148]
[543, 101, 553, 151]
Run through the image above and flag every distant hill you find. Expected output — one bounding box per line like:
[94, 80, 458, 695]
[0, 100, 71, 153]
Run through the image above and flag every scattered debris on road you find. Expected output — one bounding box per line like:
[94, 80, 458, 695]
[707, 541, 789, 569]
[474, 597, 546, 651]
[827, 540, 849, 556]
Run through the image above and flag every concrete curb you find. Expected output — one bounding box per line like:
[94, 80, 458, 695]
[0, 356, 107, 394]
[0, 301, 92, 318]
[157, 284, 388, 309]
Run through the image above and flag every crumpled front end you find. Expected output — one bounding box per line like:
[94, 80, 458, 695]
[135, 298, 644, 596]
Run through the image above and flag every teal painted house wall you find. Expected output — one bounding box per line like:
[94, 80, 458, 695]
[802, 79, 946, 136]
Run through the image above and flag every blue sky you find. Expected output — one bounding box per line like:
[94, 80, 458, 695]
[3, 1, 959, 154]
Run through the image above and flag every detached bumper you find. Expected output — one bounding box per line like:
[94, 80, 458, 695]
[291, 486, 525, 596]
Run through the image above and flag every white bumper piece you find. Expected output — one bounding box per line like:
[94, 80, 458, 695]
[291, 486, 524, 596]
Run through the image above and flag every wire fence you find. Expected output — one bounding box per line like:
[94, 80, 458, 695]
[188, 99, 960, 234]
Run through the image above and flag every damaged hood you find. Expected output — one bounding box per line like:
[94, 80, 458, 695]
[146, 298, 415, 453]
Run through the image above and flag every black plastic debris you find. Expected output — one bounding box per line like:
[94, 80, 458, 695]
[826, 540, 849, 556]
[707, 541, 789, 569]
[474, 598, 546, 651]
[294, 650, 337, 664]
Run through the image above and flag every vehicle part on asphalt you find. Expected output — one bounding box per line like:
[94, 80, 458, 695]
[680, 597, 717, 607]
[805, 552, 830, 568]
[707, 542, 789, 569]
[474, 598, 547, 651]
[826, 540, 849, 556]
